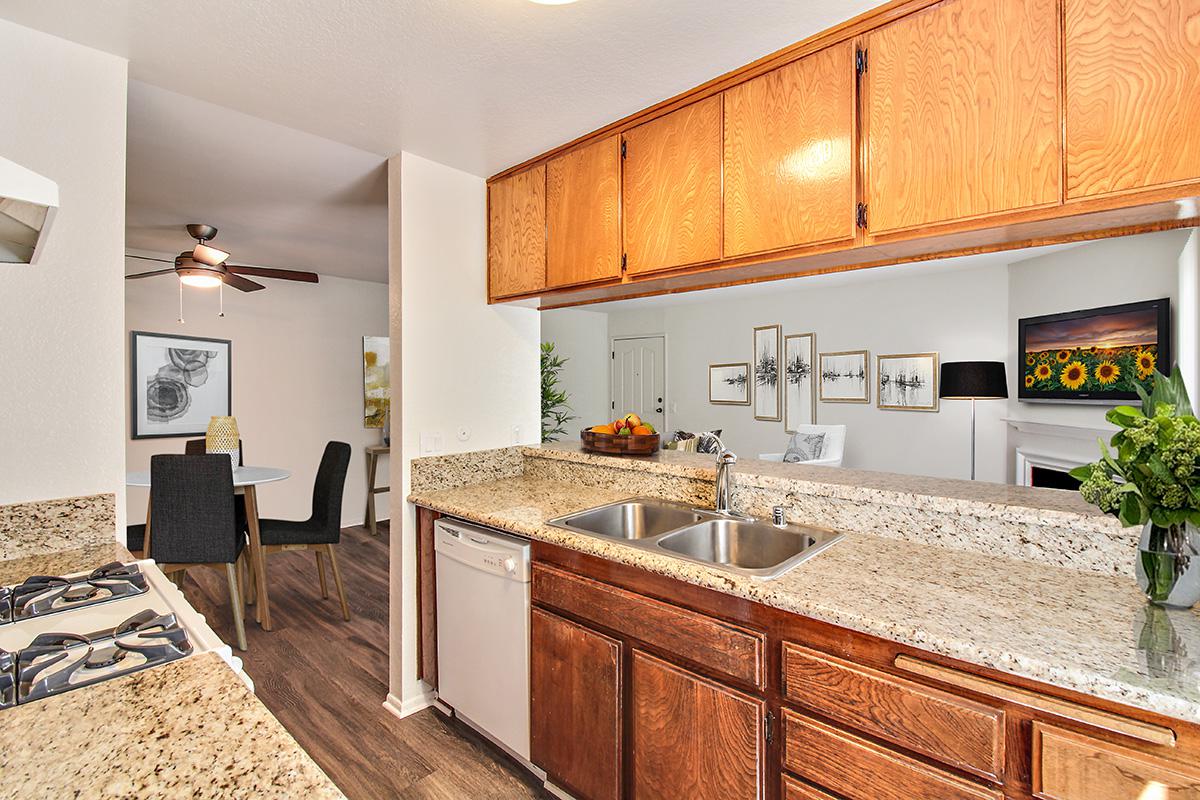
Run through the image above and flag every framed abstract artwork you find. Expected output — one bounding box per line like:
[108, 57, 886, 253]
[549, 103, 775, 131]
[709, 362, 750, 405]
[753, 325, 782, 421]
[363, 335, 391, 428]
[819, 350, 869, 403]
[784, 333, 816, 431]
[131, 331, 231, 439]
[877, 352, 939, 411]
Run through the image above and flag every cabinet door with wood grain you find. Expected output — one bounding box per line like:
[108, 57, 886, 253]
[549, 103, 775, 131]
[546, 135, 622, 288]
[864, 0, 1061, 236]
[530, 608, 622, 800]
[723, 43, 857, 258]
[487, 166, 546, 299]
[631, 650, 765, 800]
[623, 96, 722, 276]
[1065, 0, 1200, 200]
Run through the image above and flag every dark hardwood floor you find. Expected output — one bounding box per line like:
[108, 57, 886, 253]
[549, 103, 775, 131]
[184, 522, 549, 799]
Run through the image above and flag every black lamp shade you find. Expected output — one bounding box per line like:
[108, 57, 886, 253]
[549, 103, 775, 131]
[940, 361, 1008, 400]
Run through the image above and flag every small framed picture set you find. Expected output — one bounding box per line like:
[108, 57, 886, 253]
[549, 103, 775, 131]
[877, 352, 940, 411]
[709, 362, 751, 405]
[753, 325, 782, 421]
[784, 333, 816, 431]
[819, 350, 870, 403]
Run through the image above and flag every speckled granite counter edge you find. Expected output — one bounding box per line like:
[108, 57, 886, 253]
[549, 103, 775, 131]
[0, 493, 116, 562]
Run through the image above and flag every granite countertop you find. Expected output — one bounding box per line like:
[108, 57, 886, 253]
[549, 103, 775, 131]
[0, 652, 344, 799]
[410, 474, 1200, 725]
[0, 548, 345, 798]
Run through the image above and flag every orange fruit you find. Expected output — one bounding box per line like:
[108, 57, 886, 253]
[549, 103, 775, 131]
[591, 424, 616, 435]
[631, 425, 653, 436]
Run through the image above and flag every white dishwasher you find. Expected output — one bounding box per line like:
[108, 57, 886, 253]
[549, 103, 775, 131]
[434, 518, 532, 762]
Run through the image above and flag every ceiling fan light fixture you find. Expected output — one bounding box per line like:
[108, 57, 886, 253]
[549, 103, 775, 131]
[179, 272, 223, 288]
[175, 254, 224, 288]
[192, 243, 230, 266]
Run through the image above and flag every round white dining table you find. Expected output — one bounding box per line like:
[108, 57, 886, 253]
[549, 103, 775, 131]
[126, 465, 291, 632]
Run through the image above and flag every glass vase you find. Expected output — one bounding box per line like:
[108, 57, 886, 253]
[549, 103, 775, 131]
[1136, 521, 1200, 609]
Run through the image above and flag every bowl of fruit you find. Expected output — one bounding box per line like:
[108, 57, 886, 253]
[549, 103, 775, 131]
[581, 414, 660, 456]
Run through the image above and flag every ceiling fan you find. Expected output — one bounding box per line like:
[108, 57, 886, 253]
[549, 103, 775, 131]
[124, 224, 319, 292]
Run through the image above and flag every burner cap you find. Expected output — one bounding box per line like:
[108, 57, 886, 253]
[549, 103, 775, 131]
[84, 647, 127, 670]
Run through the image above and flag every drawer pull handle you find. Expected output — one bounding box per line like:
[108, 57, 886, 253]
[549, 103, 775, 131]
[893, 655, 1176, 748]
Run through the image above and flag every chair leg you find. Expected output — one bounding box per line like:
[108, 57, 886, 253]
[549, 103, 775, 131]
[315, 549, 329, 599]
[243, 555, 256, 606]
[225, 562, 248, 652]
[326, 544, 350, 621]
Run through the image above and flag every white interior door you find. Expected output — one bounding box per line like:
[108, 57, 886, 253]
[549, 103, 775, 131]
[611, 336, 666, 432]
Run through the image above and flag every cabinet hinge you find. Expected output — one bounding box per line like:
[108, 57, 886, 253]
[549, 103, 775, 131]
[621, 253, 628, 270]
[621, 139, 627, 159]
[855, 47, 868, 76]
[765, 711, 775, 745]
[856, 202, 868, 230]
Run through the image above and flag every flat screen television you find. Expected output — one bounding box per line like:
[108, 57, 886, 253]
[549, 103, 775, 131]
[1018, 298, 1170, 402]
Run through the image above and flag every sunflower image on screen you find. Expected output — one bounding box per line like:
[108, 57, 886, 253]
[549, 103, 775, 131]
[1018, 299, 1169, 401]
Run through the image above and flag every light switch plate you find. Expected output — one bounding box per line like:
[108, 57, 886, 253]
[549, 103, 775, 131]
[420, 432, 443, 455]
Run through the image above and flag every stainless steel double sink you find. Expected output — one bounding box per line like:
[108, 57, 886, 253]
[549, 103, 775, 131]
[547, 498, 841, 580]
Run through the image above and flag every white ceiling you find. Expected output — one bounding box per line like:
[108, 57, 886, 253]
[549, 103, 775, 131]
[0, 0, 879, 177]
[124, 81, 388, 283]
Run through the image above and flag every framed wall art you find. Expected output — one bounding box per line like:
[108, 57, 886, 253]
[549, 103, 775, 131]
[819, 349, 869, 403]
[363, 335, 391, 428]
[784, 333, 816, 430]
[877, 352, 939, 411]
[753, 325, 782, 421]
[131, 331, 231, 439]
[709, 362, 750, 405]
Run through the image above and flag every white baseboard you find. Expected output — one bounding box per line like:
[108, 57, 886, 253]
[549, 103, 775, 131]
[383, 687, 436, 720]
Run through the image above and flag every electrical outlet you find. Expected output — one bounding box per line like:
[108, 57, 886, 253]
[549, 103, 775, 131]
[512, 425, 521, 444]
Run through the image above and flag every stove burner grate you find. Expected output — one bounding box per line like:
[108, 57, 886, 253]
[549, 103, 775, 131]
[10, 561, 148, 621]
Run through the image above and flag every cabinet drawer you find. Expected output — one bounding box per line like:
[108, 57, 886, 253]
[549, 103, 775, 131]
[1033, 723, 1200, 800]
[783, 643, 1003, 779]
[784, 710, 1002, 800]
[782, 774, 840, 800]
[532, 563, 764, 686]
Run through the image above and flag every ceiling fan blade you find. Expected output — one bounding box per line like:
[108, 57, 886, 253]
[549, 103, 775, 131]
[222, 271, 266, 292]
[125, 254, 175, 264]
[124, 268, 176, 280]
[226, 264, 319, 283]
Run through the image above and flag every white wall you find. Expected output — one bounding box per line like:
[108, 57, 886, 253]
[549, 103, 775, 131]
[541, 308, 610, 432]
[124, 262, 390, 528]
[606, 263, 1012, 482]
[0, 21, 127, 532]
[388, 152, 540, 713]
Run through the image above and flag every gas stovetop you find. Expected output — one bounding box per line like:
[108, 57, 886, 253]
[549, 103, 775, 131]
[0, 560, 238, 710]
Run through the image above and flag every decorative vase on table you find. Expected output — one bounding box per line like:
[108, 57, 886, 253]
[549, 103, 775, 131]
[205, 415, 240, 471]
[1071, 367, 1200, 609]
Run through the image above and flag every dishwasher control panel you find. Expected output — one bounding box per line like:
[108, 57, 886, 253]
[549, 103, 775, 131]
[434, 520, 531, 582]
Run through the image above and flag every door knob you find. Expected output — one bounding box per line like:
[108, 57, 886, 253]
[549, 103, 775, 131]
[656, 407, 663, 413]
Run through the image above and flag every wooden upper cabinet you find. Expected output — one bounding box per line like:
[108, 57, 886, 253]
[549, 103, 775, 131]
[863, 0, 1061, 236]
[723, 43, 858, 258]
[623, 96, 723, 275]
[487, 166, 545, 299]
[1065, 0, 1200, 200]
[631, 650, 764, 800]
[530, 608, 623, 800]
[546, 135, 622, 288]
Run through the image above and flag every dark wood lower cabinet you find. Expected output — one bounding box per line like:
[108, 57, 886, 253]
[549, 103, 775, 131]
[530, 608, 623, 800]
[631, 650, 765, 800]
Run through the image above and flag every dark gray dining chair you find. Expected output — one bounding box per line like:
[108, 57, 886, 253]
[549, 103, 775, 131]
[258, 441, 353, 621]
[185, 438, 248, 533]
[147, 453, 248, 650]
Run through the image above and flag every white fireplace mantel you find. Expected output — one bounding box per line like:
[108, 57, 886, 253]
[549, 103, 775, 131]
[1002, 417, 1114, 442]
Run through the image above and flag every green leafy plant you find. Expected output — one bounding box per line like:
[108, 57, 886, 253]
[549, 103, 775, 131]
[1070, 367, 1200, 529]
[541, 341, 576, 443]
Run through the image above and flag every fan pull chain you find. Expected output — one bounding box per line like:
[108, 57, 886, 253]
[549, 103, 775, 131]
[219, 281, 225, 318]
[177, 280, 185, 324]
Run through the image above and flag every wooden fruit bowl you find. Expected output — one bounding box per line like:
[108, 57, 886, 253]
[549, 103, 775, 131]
[580, 427, 661, 456]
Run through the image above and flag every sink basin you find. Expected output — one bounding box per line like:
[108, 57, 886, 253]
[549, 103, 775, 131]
[655, 519, 842, 579]
[551, 499, 706, 540]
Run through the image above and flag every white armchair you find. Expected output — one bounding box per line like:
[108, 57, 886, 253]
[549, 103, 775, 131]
[759, 424, 846, 468]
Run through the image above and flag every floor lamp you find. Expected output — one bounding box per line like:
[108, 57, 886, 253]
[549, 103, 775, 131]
[939, 361, 1008, 480]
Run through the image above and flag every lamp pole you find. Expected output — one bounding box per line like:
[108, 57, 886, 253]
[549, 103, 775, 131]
[970, 397, 976, 481]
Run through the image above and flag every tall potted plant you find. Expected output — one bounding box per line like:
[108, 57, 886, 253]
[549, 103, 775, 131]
[1071, 368, 1200, 608]
[541, 341, 576, 443]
